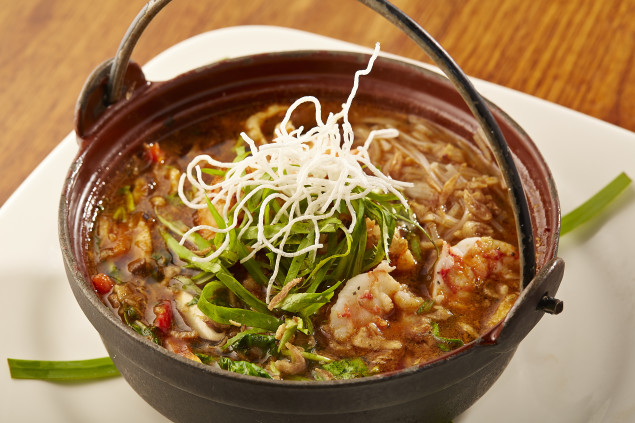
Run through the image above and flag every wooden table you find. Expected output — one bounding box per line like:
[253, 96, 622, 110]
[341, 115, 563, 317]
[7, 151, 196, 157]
[1, 0, 633, 207]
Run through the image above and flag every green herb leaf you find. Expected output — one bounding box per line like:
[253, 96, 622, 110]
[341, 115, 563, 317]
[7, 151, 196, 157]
[7, 357, 119, 381]
[350, 206, 367, 277]
[198, 281, 281, 331]
[130, 320, 161, 345]
[224, 329, 275, 352]
[121, 304, 140, 326]
[203, 193, 231, 251]
[561, 172, 632, 235]
[321, 358, 369, 379]
[194, 352, 215, 365]
[217, 357, 272, 379]
[305, 222, 351, 292]
[228, 332, 278, 355]
[333, 200, 365, 281]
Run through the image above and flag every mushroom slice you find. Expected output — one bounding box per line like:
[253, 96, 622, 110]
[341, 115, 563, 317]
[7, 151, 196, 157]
[174, 290, 225, 341]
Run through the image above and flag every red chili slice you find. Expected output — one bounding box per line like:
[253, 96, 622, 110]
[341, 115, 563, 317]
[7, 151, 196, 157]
[153, 300, 172, 333]
[144, 142, 164, 163]
[91, 273, 115, 294]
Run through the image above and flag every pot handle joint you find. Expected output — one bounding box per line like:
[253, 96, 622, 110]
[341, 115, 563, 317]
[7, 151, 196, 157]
[75, 0, 169, 138]
[538, 295, 564, 315]
[491, 257, 565, 351]
[107, 0, 172, 105]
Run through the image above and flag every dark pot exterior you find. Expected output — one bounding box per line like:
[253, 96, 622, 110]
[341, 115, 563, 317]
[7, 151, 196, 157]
[60, 51, 563, 423]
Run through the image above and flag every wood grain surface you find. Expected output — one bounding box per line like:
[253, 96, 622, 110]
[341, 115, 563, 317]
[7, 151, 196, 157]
[1, 0, 633, 207]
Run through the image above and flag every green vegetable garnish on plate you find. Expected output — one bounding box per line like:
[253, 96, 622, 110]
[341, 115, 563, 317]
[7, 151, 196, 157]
[560, 172, 631, 235]
[7, 357, 119, 381]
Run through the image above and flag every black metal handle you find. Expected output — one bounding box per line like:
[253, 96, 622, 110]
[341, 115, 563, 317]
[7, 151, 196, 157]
[357, 0, 537, 287]
[90, 0, 539, 288]
[108, 0, 171, 104]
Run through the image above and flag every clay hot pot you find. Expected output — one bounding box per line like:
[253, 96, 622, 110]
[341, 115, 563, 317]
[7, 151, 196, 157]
[59, 1, 564, 422]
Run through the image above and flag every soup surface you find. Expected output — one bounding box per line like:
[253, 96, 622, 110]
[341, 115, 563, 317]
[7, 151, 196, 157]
[87, 91, 520, 380]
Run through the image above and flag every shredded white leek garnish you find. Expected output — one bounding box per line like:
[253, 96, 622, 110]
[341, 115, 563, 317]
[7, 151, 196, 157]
[178, 43, 414, 301]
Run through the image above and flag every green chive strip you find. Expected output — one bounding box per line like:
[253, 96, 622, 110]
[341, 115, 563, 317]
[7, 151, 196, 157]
[561, 172, 632, 236]
[155, 212, 211, 251]
[197, 281, 281, 331]
[216, 270, 272, 315]
[279, 348, 333, 363]
[7, 357, 119, 381]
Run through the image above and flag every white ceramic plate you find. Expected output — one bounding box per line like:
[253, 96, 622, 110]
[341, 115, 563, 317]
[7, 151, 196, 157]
[1, 26, 634, 423]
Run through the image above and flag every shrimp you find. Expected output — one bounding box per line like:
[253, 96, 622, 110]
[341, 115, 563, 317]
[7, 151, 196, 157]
[274, 343, 307, 377]
[327, 261, 424, 349]
[430, 236, 518, 304]
[388, 229, 417, 273]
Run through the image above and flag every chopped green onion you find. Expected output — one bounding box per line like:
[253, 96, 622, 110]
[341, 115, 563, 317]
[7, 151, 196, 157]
[155, 211, 211, 251]
[112, 206, 127, 222]
[561, 172, 631, 235]
[124, 190, 135, 212]
[232, 137, 248, 161]
[297, 351, 332, 363]
[201, 168, 227, 177]
[279, 348, 333, 363]
[7, 357, 119, 381]
[277, 318, 300, 352]
[217, 357, 272, 378]
[430, 322, 464, 352]
[416, 299, 434, 314]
